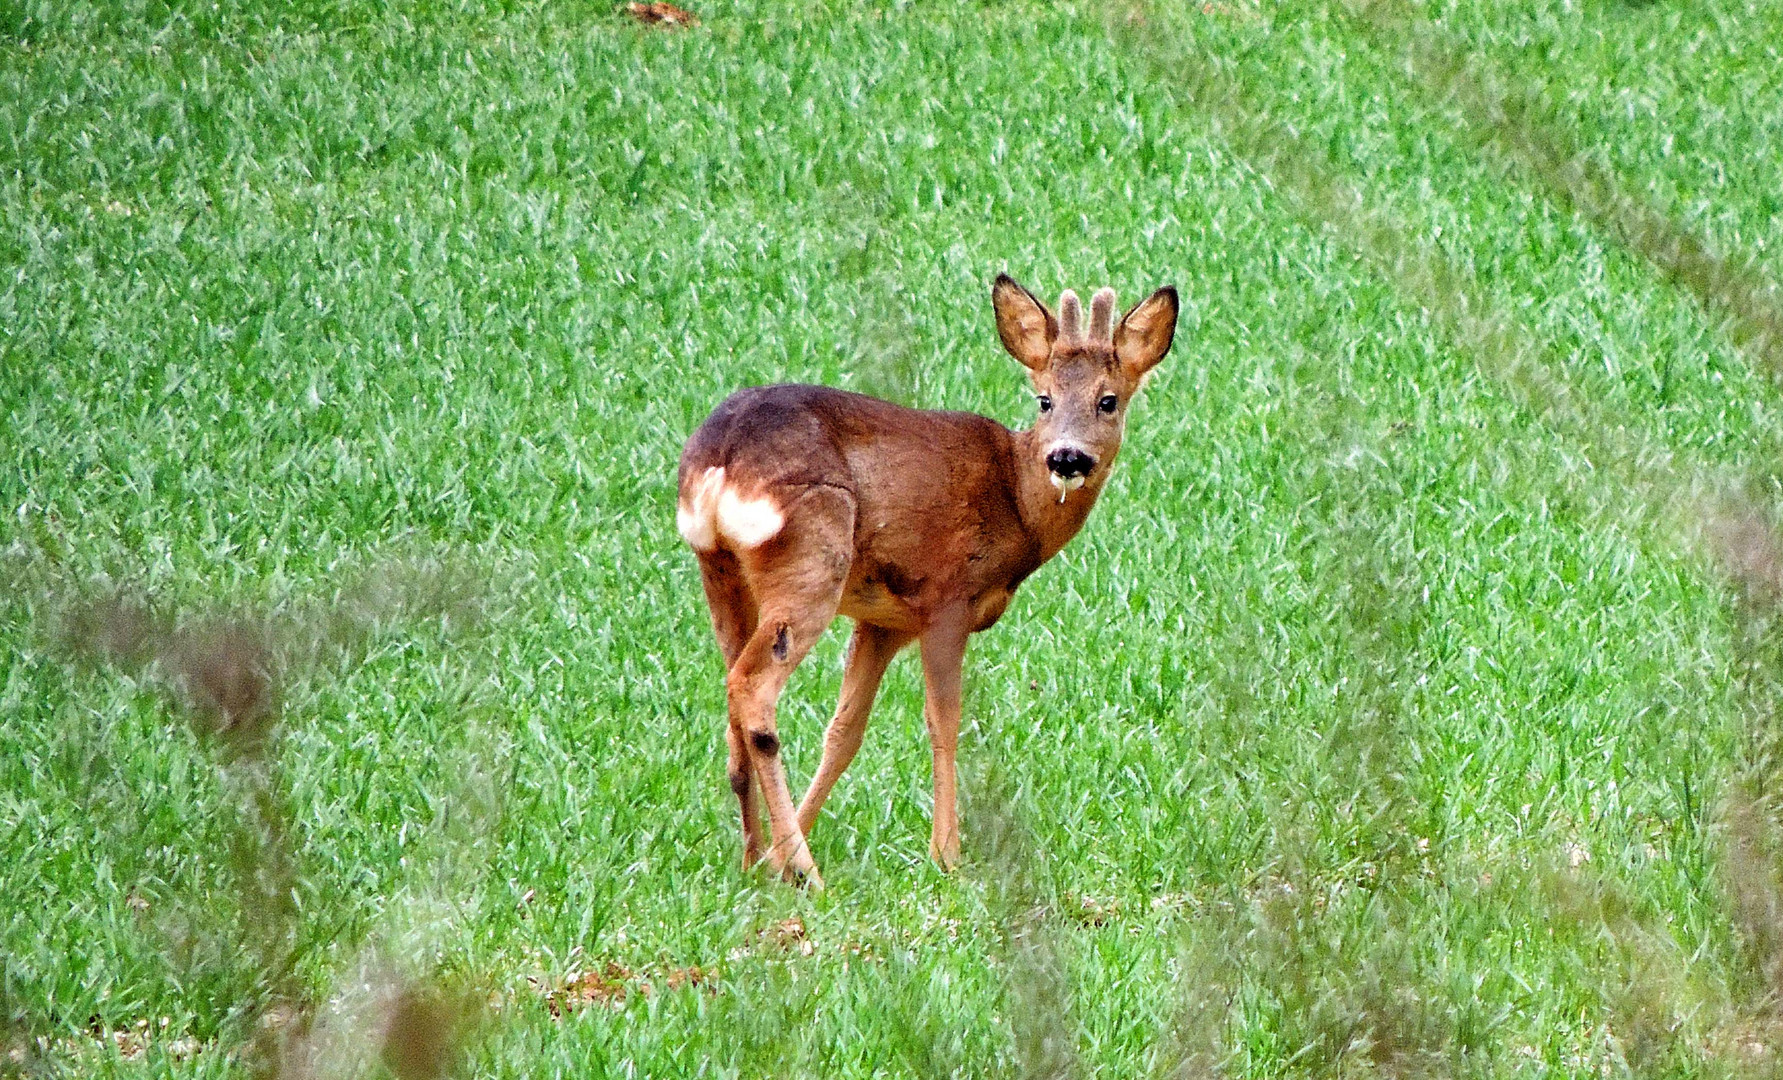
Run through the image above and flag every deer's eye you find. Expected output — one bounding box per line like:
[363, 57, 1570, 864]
[1037, 395, 1053, 413]
[1098, 394, 1119, 414]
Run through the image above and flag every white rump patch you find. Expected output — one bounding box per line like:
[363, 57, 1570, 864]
[716, 485, 785, 549]
[676, 466, 725, 551]
[678, 466, 785, 550]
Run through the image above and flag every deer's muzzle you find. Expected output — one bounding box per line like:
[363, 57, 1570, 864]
[1045, 446, 1095, 479]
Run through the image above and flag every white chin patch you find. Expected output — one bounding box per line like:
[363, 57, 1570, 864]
[1049, 473, 1086, 503]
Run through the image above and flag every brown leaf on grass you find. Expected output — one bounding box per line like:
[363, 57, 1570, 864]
[534, 962, 713, 1018]
[756, 916, 816, 955]
[659, 966, 711, 992]
[623, 2, 698, 27]
[1072, 895, 1122, 927]
[555, 962, 633, 1014]
[77, 1017, 202, 1065]
[1703, 1015, 1783, 1068]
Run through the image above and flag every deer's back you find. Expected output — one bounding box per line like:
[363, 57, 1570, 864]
[679, 384, 1042, 630]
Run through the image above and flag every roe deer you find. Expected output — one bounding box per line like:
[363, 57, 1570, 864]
[677, 274, 1178, 886]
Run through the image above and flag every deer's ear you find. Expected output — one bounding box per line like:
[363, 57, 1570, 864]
[1115, 286, 1178, 378]
[992, 274, 1057, 371]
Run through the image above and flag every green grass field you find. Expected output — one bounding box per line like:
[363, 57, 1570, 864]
[6, 0, 1783, 1075]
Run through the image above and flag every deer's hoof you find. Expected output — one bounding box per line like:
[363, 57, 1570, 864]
[930, 840, 961, 872]
[786, 864, 826, 891]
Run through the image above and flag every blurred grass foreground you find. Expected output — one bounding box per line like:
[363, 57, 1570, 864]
[7, 0, 1783, 1075]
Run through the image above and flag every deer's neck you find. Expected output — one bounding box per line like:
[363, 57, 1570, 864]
[1009, 427, 1110, 564]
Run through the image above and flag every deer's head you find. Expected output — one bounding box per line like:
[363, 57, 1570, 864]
[991, 274, 1179, 501]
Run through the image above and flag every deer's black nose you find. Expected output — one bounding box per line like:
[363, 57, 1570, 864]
[1046, 447, 1095, 479]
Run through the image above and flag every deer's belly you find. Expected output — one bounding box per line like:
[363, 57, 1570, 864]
[838, 580, 923, 632]
[838, 578, 1013, 635]
[971, 589, 1013, 631]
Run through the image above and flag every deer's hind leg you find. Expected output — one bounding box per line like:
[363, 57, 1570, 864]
[726, 483, 857, 888]
[697, 549, 766, 868]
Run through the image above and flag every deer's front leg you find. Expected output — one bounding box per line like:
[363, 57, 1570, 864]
[797, 622, 913, 838]
[919, 615, 970, 870]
